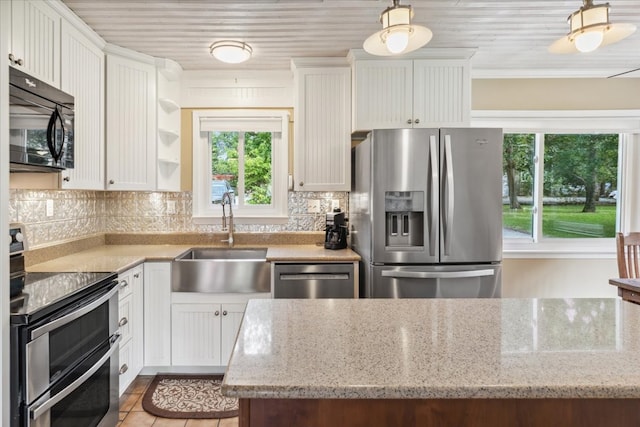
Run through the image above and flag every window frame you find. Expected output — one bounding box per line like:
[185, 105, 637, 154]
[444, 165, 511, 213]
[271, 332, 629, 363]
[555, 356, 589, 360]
[472, 109, 640, 258]
[192, 109, 289, 224]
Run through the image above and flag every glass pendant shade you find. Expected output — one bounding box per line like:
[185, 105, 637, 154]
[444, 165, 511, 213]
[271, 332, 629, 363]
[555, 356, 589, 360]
[363, 0, 432, 56]
[549, 0, 636, 54]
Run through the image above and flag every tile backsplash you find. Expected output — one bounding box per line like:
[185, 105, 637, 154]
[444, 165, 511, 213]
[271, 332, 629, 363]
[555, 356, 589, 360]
[9, 189, 349, 248]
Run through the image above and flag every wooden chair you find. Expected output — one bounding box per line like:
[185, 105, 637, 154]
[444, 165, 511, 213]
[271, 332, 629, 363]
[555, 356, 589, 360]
[616, 232, 640, 278]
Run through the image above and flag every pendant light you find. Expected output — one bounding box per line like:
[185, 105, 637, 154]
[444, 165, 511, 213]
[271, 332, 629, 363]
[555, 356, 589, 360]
[363, 0, 433, 56]
[210, 40, 253, 64]
[549, 0, 636, 54]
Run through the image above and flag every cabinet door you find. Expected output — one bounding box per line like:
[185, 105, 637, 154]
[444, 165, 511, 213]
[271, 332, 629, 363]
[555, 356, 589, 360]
[352, 60, 413, 131]
[106, 54, 157, 190]
[10, 0, 61, 87]
[294, 67, 351, 191]
[144, 262, 171, 366]
[412, 59, 470, 127]
[60, 21, 105, 189]
[220, 303, 247, 365]
[171, 303, 222, 366]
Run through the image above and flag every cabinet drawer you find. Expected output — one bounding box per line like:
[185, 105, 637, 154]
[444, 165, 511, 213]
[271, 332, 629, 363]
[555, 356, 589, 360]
[118, 274, 133, 300]
[119, 339, 133, 396]
[118, 294, 133, 344]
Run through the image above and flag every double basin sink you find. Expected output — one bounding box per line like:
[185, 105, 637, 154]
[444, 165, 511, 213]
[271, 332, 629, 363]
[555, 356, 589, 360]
[171, 248, 271, 293]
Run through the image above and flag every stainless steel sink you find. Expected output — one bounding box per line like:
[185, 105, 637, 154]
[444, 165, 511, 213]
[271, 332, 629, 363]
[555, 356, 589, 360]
[171, 248, 270, 293]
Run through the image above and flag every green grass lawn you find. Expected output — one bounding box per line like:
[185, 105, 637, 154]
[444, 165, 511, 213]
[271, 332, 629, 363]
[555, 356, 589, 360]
[503, 204, 616, 238]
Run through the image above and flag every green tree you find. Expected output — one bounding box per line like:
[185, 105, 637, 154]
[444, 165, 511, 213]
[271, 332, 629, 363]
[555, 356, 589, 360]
[503, 134, 534, 209]
[544, 134, 618, 213]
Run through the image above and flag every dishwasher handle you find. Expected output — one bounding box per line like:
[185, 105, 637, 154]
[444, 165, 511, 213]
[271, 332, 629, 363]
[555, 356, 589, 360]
[279, 273, 350, 281]
[381, 269, 494, 279]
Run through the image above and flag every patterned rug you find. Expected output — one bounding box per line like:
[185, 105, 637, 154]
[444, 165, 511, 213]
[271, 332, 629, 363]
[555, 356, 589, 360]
[141, 374, 238, 419]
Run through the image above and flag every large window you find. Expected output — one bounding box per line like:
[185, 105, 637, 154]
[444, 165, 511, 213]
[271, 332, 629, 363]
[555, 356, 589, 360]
[192, 110, 289, 223]
[503, 132, 619, 240]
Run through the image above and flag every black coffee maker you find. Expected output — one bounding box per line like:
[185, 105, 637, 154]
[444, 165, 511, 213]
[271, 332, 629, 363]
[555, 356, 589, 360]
[324, 208, 348, 250]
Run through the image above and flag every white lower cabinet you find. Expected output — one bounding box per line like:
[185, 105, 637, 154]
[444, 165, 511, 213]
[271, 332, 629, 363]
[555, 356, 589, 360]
[143, 262, 172, 367]
[118, 264, 144, 396]
[171, 293, 268, 367]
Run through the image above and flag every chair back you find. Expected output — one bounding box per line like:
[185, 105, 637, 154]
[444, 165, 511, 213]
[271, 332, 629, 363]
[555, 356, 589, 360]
[616, 232, 640, 278]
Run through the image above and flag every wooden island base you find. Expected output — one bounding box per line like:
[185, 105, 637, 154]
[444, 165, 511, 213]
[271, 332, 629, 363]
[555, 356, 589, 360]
[239, 398, 640, 427]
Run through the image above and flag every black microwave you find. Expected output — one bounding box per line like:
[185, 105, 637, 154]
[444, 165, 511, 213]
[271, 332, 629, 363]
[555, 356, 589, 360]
[9, 67, 74, 173]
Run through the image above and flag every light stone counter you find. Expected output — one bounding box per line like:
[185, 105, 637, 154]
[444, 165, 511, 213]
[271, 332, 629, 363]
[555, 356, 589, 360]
[223, 297, 640, 400]
[27, 245, 192, 274]
[265, 245, 360, 262]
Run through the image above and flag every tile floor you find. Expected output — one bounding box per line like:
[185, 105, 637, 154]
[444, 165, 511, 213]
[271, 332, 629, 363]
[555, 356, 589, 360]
[118, 375, 239, 427]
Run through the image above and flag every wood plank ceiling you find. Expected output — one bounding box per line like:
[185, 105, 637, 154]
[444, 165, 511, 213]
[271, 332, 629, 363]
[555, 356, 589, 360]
[61, 0, 640, 77]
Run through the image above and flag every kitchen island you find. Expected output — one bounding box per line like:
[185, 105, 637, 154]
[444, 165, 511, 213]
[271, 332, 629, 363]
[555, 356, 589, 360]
[222, 298, 640, 427]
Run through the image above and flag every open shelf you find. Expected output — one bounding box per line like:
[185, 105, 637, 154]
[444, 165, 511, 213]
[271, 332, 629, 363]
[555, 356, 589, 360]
[159, 97, 180, 113]
[158, 128, 180, 141]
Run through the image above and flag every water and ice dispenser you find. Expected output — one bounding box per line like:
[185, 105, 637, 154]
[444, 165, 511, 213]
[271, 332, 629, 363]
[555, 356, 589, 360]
[384, 191, 424, 248]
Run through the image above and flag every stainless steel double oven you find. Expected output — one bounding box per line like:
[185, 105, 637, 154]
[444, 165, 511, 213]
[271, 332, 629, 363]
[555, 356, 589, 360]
[10, 226, 121, 427]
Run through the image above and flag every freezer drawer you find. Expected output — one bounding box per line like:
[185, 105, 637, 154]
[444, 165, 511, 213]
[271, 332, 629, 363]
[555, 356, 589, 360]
[273, 263, 356, 298]
[370, 264, 501, 298]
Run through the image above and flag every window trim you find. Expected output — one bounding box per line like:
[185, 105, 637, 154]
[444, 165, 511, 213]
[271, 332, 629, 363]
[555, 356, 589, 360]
[472, 109, 640, 258]
[191, 109, 289, 224]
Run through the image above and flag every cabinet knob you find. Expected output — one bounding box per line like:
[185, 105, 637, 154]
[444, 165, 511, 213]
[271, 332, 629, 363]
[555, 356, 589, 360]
[222, 310, 228, 316]
[109, 179, 115, 185]
[414, 119, 420, 124]
[16, 58, 23, 66]
[119, 317, 129, 327]
[407, 119, 412, 124]
[63, 176, 70, 182]
[119, 364, 129, 375]
[299, 182, 304, 187]
[215, 310, 220, 316]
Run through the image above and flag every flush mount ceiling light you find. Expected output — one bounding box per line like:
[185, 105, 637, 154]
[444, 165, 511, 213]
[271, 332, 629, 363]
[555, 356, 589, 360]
[549, 0, 636, 54]
[363, 0, 433, 56]
[209, 40, 253, 64]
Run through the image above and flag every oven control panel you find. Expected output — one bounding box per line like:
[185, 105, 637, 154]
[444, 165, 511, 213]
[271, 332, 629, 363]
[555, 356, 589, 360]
[9, 223, 26, 255]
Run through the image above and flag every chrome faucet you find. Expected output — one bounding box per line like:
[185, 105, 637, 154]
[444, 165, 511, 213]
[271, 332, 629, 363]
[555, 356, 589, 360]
[221, 191, 234, 247]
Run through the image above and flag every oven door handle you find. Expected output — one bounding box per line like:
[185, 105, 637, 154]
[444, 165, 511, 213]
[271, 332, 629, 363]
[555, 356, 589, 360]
[30, 333, 121, 422]
[31, 284, 118, 340]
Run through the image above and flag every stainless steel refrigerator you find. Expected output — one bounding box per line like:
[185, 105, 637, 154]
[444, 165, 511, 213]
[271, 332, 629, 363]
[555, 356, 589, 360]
[350, 128, 503, 298]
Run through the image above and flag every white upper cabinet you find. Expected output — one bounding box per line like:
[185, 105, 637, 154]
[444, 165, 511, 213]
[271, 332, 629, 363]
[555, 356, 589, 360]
[349, 49, 473, 132]
[292, 59, 351, 191]
[105, 51, 157, 191]
[9, 0, 61, 88]
[60, 21, 105, 190]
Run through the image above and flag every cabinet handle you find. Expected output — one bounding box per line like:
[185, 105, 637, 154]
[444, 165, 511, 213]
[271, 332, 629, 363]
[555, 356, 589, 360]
[109, 179, 115, 185]
[414, 119, 420, 124]
[119, 364, 128, 375]
[118, 317, 128, 327]
[215, 310, 220, 316]
[8, 53, 22, 65]
[63, 176, 70, 182]
[16, 58, 23, 66]
[119, 280, 128, 289]
[222, 310, 227, 316]
[407, 119, 412, 124]
[134, 273, 140, 278]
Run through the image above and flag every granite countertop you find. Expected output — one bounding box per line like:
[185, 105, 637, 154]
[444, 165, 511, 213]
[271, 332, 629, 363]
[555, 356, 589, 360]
[27, 244, 360, 274]
[222, 297, 640, 400]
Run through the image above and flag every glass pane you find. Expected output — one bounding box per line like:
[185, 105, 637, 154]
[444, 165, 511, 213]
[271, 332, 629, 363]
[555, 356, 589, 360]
[210, 131, 238, 204]
[542, 134, 618, 238]
[502, 133, 535, 239]
[244, 132, 272, 206]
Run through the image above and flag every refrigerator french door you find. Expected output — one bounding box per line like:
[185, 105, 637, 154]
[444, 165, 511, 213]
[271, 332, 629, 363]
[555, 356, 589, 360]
[350, 128, 503, 298]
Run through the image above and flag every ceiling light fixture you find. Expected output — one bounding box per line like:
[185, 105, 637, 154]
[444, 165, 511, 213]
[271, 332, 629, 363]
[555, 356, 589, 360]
[549, 0, 636, 54]
[363, 0, 432, 56]
[209, 40, 253, 64]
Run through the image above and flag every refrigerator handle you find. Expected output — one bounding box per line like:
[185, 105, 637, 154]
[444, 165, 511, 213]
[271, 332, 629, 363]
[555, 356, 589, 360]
[381, 269, 494, 279]
[429, 135, 438, 257]
[443, 134, 455, 256]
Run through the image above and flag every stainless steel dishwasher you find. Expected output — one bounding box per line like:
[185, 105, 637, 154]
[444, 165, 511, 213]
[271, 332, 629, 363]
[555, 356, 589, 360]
[273, 263, 355, 298]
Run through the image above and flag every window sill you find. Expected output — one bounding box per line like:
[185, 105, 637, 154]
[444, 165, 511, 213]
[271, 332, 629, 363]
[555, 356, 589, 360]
[503, 238, 616, 259]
